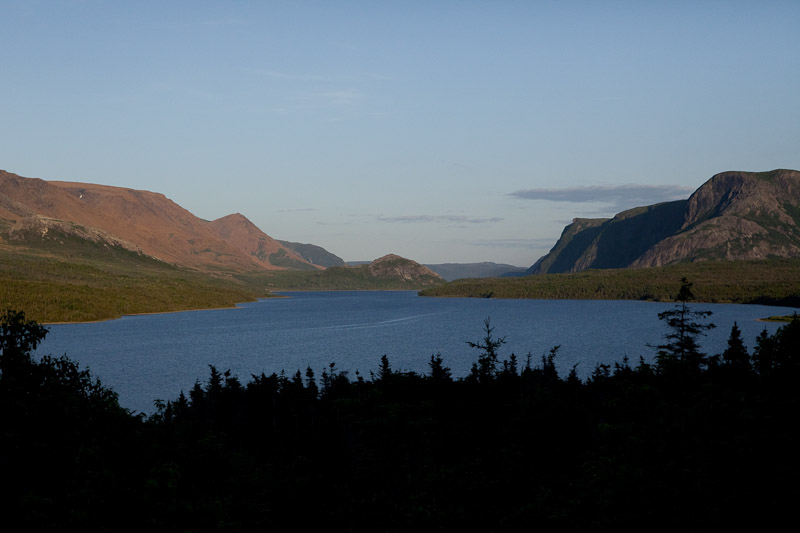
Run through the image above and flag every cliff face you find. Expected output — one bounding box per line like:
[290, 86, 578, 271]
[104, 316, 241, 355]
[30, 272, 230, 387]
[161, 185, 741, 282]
[632, 169, 800, 266]
[0, 169, 315, 273]
[529, 169, 800, 274]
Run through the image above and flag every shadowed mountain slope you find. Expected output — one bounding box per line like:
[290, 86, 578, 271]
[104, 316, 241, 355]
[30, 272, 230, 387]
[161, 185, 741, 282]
[529, 169, 800, 274]
[278, 240, 345, 267]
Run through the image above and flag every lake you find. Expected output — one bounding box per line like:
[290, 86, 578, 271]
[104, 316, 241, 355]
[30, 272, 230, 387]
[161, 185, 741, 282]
[37, 291, 795, 413]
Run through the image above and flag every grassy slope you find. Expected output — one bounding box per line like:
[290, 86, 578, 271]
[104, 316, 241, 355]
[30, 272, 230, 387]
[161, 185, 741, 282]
[0, 235, 264, 323]
[419, 258, 800, 307]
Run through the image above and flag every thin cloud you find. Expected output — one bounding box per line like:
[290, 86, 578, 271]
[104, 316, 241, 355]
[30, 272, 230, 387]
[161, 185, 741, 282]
[509, 184, 694, 211]
[377, 215, 503, 224]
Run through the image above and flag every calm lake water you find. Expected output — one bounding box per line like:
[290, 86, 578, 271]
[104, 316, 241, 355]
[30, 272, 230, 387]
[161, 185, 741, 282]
[38, 291, 795, 413]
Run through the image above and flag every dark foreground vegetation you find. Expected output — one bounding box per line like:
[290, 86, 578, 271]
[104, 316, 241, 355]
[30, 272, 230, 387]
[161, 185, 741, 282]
[2, 280, 799, 531]
[420, 257, 800, 307]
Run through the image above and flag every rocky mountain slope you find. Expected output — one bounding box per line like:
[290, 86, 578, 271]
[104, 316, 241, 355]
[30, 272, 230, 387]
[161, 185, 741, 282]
[207, 214, 318, 271]
[528, 169, 800, 274]
[0, 170, 314, 273]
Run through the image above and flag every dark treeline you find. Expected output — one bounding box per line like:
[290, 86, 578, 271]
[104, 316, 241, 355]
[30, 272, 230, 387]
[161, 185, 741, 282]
[1, 280, 799, 531]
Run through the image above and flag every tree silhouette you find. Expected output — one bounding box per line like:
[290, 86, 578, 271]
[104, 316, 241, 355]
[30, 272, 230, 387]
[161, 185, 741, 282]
[467, 317, 506, 382]
[428, 352, 452, 383]
[754, 315, 800, 375]
[721, 321, 750, 370]
[655, 278, 715, 369]
[0, 309, 48, 376]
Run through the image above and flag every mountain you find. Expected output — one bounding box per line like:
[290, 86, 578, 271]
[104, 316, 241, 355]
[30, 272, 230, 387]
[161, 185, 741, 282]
[365, 254, 442, 284]
[425, 262, 528, 281]
[528, 169, 800, 274]
[278, 240, 345, 267]
[264, 254, 444, 290]
[207, 214, 318, 271]
[0, 170, 314, 273]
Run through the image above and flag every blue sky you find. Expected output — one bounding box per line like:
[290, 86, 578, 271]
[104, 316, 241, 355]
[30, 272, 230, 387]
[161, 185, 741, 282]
[2, 1, 798, 265]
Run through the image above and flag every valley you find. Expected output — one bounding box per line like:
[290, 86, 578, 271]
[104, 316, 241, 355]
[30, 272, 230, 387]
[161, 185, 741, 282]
[3, 168, 800, 322]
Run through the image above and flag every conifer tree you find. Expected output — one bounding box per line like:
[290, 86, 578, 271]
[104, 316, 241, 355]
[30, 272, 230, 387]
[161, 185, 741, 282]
[467, 317, 506, 382]
[722, 322, 750, 370]
[428, 352, 452, 382]
[655, 278, 715, 369]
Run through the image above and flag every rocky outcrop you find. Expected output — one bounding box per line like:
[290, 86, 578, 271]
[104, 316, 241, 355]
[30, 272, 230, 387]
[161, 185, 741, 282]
[4, 215, 146, 254]
[367, 254, 443, 285]
[529, 169, 800, 274]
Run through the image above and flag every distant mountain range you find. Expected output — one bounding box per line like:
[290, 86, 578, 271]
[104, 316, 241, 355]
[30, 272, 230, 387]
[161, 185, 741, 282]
[9, 167, 791, 285]
[528, 169, 800, 274]
[425, 262, 527, 281]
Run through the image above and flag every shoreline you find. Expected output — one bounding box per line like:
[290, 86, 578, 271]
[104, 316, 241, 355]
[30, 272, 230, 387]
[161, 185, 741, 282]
[43, 301, 253, 326]
[38, 290, 425, 325]
[39, 293, 799, 326]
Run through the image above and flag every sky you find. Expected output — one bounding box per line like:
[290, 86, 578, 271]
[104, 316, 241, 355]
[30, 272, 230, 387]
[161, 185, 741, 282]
[2, 1, 799, 266]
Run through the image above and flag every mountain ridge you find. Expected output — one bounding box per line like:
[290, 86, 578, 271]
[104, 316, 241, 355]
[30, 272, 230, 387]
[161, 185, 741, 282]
[0, 169, 315, 273]
[528, 169, 800, 274]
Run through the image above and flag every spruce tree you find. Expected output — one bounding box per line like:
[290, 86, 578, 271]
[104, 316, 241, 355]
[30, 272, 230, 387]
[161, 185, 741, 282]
[467, 317, 506, 382]
[722, 322, 750, 370]
[655, 278, 715, 370]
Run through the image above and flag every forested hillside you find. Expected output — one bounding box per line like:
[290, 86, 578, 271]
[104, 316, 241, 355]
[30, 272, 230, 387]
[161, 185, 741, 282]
[421, 257, 800, 307]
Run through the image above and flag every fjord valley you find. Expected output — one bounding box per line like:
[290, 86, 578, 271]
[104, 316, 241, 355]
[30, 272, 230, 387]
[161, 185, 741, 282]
[3, 168, 800, 321]
[5, 2, 799, 529]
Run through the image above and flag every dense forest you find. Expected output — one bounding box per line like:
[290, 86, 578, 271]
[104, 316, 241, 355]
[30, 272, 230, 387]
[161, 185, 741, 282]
[420, 257, 800, 308]
[1, 280, 799, 531]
